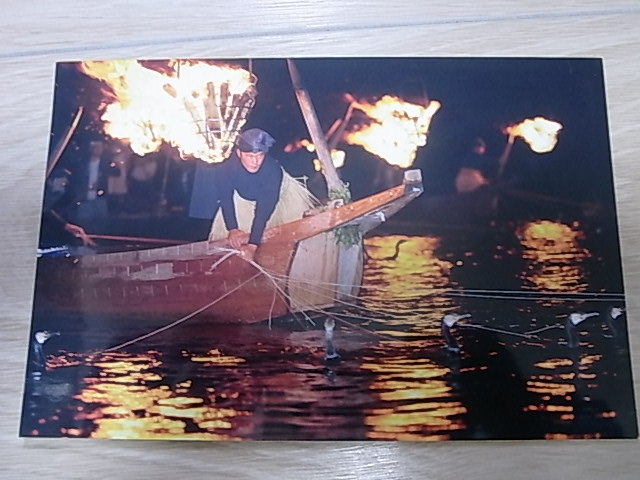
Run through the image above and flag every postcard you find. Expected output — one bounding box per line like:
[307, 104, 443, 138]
[21, 57, 637, 440]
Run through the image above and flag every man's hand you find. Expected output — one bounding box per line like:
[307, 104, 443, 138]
[64, 222, 96, 247]
[239, 243, 258, 262]
[227, 229, 248, 249]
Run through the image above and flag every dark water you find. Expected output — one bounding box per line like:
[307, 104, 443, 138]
[21, 220, 637, 440]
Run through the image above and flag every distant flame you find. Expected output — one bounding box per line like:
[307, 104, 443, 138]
[80, 60, 257, 163]
[344, 94, 441, 168]
[506, 117, 563, 153]
[312, 150, 345, 171]
[284, 138, 345, 171]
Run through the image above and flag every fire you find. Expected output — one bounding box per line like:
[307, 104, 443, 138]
[312, 151, 345, 171]
[344, 94, 441, 168]
[506, 117, 563, 153]
[285, 138, 345, 171]
[80, 60, 257, 163]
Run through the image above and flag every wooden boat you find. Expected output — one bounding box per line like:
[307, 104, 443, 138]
[34, 170, 423, 324]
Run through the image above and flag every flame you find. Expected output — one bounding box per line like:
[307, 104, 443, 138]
[506, 117, 563, 153]
[80, 60, 257, 163]
[285, 138, 345, 171]
[344, 94, 441, 168]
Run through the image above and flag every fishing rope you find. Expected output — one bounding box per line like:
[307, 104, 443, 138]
[235, 257, 398, 340]
[75, 240, 624, 358]
[459, 323, 537, 339]
[101, 249, 248, 353]
[524, 324, 564, 335]
[263, 267, 624, 304]
[445, 287, 624, 298]
[263, 269, 416, 320]
[102, 271, 262, 352]
[240, 256, 318, 327]
[444, 291, 622, 303]
[272, 277, 410, 323]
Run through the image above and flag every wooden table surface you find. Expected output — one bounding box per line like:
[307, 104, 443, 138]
[2, 1, 638, 478]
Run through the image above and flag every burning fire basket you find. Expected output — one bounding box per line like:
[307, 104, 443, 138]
[81, 60, 258, 164]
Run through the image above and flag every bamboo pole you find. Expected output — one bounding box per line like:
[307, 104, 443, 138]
[46, 106, 84, 178]
[287, 59, 343, 192]
[88, 233, 188, 244]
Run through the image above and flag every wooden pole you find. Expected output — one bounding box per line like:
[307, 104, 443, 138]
[287, 59, 343, 192]
[46, 106, 84, 178]
[88, 234, 188, 244]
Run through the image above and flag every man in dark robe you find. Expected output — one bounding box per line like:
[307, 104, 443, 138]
[189, 128, 283, 261]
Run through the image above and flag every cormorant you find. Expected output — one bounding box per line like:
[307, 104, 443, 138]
[31, 330, 59, 369]
[441, 313, 471, 352]
[564, 312, 599, 348]
[603, 306, 624, 338]
[324, 317, 341, 362]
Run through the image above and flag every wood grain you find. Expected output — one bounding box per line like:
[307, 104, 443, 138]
[1, 1, 639, 478]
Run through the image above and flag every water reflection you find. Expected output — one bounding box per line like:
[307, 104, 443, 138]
[360, 236, 465, 440]
[21, 225, 635, 440]
[73, 352, 248, 439]
[362, 352, 466, 440]
[517, 220, 590, 294]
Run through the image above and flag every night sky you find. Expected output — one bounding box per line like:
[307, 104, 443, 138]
[49, 57, 616, 222]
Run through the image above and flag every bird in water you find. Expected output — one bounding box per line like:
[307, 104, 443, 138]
[363, 239, 409, 262]
[603, 306, 624, 338]
[31, 330, 60, 371]
[324, 317, 341, 362]
[25, 330, 74, 408]
[564, 312, 599, 348]
[383, 239, 409, 260]
[441, 313, 471, 352]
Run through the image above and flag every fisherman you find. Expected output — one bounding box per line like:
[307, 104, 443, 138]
[455, 134, 514, 194]
[39, 169, 96, 251]
[192, 128, 315, 261]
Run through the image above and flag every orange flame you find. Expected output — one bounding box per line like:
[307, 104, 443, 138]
[343, 94, 441, 168]
[312, 150, 345, 171]
[80, 60, 257, 163]
[506, 117, 563, 153]
[284, 138, 345, 171]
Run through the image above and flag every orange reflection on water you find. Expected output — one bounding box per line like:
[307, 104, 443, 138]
[517, 220, 590, 294]
[190, 349, 246, 366]
[526, 380, 575, 396]
[362, 235, 454, 331]
[361, 355, 465, 440]
[534, 358, 574, 370]
[72, 352, 247, 440]
[363, 235, 452, 301]
[580, 354, 602, 367]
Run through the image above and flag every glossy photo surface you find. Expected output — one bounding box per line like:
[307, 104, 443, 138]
[20, 58, 637, 441]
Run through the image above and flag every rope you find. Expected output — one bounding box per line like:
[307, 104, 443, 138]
[102, 249, 246, 352]
[446, 287, 624, 298]
[445, 291, 623, 303]
[103, 271, 261, 352]
[241, 257, 318, 327]
[460, 323, 539, 339]
[264, 269, 422, 321]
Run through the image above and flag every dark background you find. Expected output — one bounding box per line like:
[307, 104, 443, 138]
[46, 57, 618, 236]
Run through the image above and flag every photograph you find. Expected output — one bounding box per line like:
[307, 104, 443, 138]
[20, 56, 637, 441]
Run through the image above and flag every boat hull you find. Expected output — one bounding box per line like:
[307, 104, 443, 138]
[34, 173, 423, 324]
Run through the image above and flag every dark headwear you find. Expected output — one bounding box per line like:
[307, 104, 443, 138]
[237, 128, 275, 153]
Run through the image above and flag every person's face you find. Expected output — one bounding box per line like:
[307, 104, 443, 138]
[237, 149, 266, 173]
